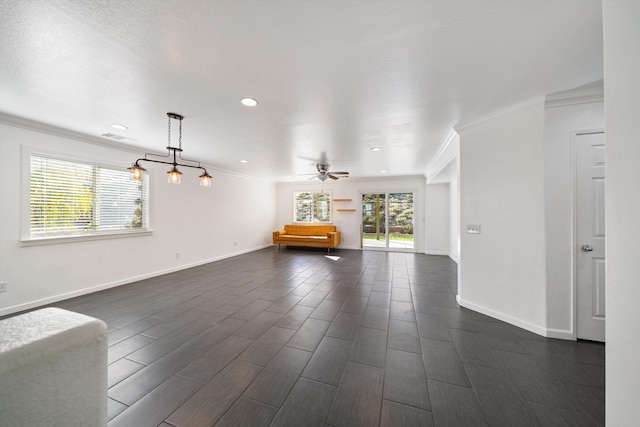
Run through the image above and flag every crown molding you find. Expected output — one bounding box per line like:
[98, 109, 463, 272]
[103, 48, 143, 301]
[455, 97, 545, 135]
[544, 86, 604, 108]
[0, 112, 260, 181]
[0, 112, 148, 155]
[426, 129, 459, 183]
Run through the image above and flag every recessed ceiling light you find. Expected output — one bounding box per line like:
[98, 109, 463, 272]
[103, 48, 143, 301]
[370, 147, 382, 152]
[381, 170, 387, 173]
[241, 97, 258, 107]
[240, 159, 248, 163]
[110, 123, 128, 131]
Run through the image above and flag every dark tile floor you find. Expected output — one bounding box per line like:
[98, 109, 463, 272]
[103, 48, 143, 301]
[49, 247, 604, 426]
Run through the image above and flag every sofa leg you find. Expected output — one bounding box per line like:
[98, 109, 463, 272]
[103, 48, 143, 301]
[278, 244, 281, 252]
[327, 247, 330, 254]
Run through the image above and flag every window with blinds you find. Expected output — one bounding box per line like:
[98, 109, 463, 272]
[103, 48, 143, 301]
[29, 154, 149, 238]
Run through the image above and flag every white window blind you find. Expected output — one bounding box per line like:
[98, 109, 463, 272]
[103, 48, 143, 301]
[294, 191, 331, 223]
[29, 154, 149, 238]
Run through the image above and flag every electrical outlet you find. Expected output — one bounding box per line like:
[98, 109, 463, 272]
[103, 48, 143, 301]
[176, 252, 180, 259]
[466, 224, 481, 234]
[0, 282, 7, 293]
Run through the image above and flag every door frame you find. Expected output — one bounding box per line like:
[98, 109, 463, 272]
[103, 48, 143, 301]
[571, 129, 605, 340]
[359, 190, 417, 253]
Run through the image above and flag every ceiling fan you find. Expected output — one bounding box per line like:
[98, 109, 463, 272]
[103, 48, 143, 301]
[310, 163, 350, 181]
[299, 152, 350, 181]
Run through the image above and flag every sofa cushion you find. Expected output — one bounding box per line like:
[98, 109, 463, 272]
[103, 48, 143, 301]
[278, 235, 331, 242]
[284, 224, 336, 236]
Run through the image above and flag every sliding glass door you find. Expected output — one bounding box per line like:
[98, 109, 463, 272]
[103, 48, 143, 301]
[361, 192, 414, 251]
[362, 193, 386, 249]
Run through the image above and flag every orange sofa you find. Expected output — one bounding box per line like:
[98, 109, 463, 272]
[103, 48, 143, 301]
[273, 224, 341, 253]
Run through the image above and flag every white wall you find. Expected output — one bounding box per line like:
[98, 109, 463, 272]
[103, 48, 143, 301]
[426, 131, 460, 263]
[275, 176, 426, 252]
[425, 184, 450, 256]
[458, 103, 547, 335]
[449, 178, 460, 263]
[0, 122, 277, 316]
[603, 1, 640, 423]
[543, 94, 604, 338]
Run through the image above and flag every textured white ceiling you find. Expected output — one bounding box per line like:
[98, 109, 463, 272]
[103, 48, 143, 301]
[0, 0, 603, 180]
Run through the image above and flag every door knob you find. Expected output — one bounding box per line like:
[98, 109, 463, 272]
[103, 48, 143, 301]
[580, 244, 594, 252]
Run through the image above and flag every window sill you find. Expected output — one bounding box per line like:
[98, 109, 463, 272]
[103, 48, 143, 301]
[20, 230, 153, 247]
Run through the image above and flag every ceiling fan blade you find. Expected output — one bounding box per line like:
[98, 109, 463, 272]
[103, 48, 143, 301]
[308, 175, 319, 180]
[298, 173, 318, 176]
[329, 171, 349, 175]
[297, 155, 318, 162]
[328, 174, 339, 180]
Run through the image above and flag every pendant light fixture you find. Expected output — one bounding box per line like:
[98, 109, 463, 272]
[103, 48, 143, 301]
[128, 113, 212, 186]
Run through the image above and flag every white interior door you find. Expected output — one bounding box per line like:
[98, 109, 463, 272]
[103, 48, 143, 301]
[576, 132, 606, 342]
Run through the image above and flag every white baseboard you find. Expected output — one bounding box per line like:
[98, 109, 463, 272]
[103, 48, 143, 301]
[424, 251, 459, 264]
[0, 244, 273, 318]
[337, 245, 360, 251]
[545, 328, 576, 341]
[457, 297, 547, 337]
[456, 296, 576, 340]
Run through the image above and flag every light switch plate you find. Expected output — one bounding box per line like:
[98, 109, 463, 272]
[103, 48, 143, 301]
[466, 224, 481, 234]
